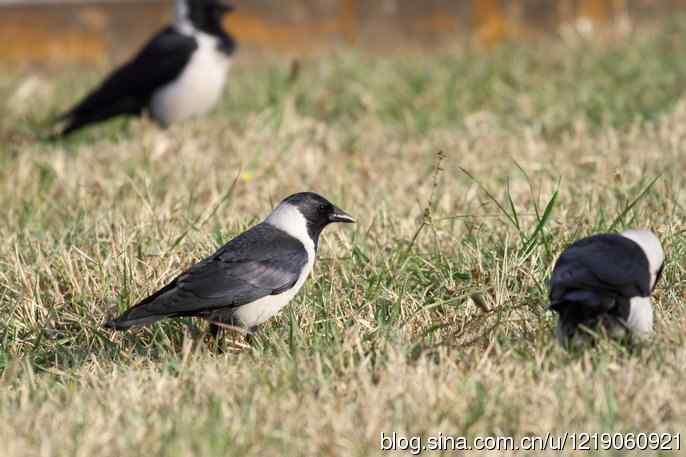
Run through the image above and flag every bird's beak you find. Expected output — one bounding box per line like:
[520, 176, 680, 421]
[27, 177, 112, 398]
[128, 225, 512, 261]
[329, 207, 355, 224]
[215, 0, 234, 13]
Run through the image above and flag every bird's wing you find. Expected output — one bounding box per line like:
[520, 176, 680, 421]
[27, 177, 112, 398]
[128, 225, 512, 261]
[58, 26, 198, 135]
[176, 228, 308, 303]
[108, 224, 309, 326]
[550, 234, 651, 307]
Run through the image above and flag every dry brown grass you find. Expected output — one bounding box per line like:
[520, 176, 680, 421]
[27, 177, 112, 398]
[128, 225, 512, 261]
[1, 24, 686, 456]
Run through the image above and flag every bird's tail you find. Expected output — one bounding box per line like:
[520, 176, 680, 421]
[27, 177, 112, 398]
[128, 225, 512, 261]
[52, 111, 99, 138]
[103, 280, 179, 330]
[51, 97, 143, 139]
[103, 312, 167, 330]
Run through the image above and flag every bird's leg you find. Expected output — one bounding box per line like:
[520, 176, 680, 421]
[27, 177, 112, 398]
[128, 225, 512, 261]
[184, 320, 207, 351]
[207, 320, 253, 351]
[206, 322, 225, 353]
[209, 322, 222, 339]
[186, 320, 203, 336]
[244, 327, 257, 346]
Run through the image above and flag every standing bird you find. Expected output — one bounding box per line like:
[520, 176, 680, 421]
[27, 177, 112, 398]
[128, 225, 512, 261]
[55, 0, 236, 137]
[548, 229, 665, 347]
[104, 193, 354, 336]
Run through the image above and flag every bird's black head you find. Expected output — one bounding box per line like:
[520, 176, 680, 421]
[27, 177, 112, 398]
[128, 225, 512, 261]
[185, 0, 236, 52]
[279, 192, 355, 246]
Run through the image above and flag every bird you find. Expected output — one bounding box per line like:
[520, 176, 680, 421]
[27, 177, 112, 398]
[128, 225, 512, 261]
[104, 192, 355, 337]
[55, 0, 236, 137]
[548, 229, 665, 348]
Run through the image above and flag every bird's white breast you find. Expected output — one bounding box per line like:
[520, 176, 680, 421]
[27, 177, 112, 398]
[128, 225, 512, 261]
[627, 296, 654, 337]
[150, 32, 230, 125]
[230, 258, 314, 328]
[231, 203, 316, 328]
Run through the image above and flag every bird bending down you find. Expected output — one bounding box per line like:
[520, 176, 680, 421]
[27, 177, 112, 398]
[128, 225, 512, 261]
[55, 0, 236, 137]
[104, 192, 354, 338]
[548, 229, 664, 348]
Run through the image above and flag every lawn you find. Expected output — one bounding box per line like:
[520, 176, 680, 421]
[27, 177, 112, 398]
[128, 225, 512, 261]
[1, 18, 686, 457]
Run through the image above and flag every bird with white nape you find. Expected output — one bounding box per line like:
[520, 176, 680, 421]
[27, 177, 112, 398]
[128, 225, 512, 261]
[548, 228, 665, 348]
[55, 0, 236, 137]
[104, 192, 354, 341]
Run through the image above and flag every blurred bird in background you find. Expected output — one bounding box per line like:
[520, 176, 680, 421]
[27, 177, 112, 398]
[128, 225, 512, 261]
[55, 0, 236, 137]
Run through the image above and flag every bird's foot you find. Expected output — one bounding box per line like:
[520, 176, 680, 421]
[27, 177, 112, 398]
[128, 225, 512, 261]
[207, 321, 255, 352]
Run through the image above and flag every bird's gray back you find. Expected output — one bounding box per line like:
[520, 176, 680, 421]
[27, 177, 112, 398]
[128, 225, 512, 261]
[550, 234, 651, 303]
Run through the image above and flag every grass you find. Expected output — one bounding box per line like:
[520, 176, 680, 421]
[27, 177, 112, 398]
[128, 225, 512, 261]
[1, 18, 686, 457]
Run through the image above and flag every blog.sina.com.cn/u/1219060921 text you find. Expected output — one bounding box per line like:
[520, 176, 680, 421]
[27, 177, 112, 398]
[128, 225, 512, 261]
[379, 432, 682, 454]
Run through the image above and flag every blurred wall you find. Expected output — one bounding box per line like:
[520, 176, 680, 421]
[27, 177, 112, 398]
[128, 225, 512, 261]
[1, 0, 686, 65]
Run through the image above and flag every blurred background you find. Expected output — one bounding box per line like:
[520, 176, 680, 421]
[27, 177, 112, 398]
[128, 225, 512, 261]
[2, 0, 686, 66]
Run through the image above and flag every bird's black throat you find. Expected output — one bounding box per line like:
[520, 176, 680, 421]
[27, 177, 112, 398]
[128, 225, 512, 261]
[188, 1, 237, 55]
[305, 221, 328, 250]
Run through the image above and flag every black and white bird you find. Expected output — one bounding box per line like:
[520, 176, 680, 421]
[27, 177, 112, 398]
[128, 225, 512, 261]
[104, 192, 354, 335]
[56, 0, 236, 137]
[548, 229, 665, 347]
